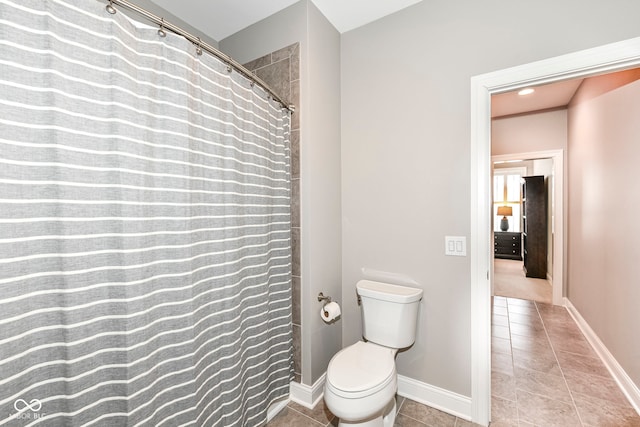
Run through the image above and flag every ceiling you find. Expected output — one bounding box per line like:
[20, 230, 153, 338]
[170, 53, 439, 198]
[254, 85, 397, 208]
[491, 78, 584, 118]
[148, 0, 424, 41]
[144, 0, 584, 118]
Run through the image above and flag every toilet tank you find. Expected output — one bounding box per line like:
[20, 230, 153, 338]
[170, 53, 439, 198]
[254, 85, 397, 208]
[357, 280, 423, 349]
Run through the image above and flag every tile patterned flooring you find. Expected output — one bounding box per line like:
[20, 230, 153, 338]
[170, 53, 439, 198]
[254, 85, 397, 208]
[491, 296, 640, 427]
[264, 395, 478, 426]
[266, 296, 640, 427]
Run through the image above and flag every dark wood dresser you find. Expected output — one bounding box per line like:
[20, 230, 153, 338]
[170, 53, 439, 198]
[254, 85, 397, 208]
[494, 232, 522, 260]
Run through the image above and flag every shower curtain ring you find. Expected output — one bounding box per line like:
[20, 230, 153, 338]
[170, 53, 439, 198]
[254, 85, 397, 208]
[106, 0, 116, 14]
[195, 38, 203, 56]
[157, 18, 166, 38]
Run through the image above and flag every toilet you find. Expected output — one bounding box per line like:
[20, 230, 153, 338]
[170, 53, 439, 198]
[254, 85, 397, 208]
[324, 280, 423, 427]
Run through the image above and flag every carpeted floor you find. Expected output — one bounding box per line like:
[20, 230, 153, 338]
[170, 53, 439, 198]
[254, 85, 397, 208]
[494, 258, 552, 304]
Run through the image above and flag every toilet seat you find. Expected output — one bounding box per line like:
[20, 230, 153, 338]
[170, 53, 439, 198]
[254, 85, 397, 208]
[326, 341, 396, 399]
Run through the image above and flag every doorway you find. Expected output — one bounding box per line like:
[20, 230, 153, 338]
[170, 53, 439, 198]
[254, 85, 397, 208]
[469, 37, 640, 426]
[491, 150, 564, 307]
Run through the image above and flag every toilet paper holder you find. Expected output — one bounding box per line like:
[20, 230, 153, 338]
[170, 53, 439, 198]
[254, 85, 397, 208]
[317, 292, 332, 303]
[318, 292, 341, 322]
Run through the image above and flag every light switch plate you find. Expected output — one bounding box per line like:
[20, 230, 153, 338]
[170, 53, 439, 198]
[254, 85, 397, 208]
[445, 236, 467, 256]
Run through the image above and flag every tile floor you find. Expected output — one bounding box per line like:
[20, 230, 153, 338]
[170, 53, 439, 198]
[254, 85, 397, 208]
[264, 395, 479, 426]
[491, 296, 640, 427]
[265, 296, 640, 426]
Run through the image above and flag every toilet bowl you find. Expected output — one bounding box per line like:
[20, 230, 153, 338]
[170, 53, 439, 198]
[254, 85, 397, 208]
[323, 280, 423, 427]
[324, 341, 397, 426]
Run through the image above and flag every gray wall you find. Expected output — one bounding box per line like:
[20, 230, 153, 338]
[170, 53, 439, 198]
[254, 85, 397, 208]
[142, 0, 640, 402]
[218, 1, 306, 65]
[567, 71, 640, 387]
[341, 0, 640, 396]
[305, 2, 343, 384]
[220, 0, 342, 386]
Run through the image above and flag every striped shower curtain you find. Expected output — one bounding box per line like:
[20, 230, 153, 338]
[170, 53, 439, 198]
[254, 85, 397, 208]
[0, 0, 293, 426]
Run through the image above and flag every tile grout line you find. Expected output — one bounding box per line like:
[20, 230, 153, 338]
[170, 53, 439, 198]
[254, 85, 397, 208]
[396, 396, 406, 415]
[507, 299, 585, 425]
[506, 300, 523, 427]
[285, 405, 327, 427]
[534, 301, 586, 427]
[395, 412, 428, 426]
[395, 398, 430, 427]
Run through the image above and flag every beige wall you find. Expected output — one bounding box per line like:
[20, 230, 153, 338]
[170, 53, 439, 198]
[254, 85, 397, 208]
[341, 0, 640, 396]
[492, 110, 568, 155]
[567, 72, 640, 387]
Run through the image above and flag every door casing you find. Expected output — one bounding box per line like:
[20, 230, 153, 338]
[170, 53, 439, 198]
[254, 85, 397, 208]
[469, 37, 640, 426]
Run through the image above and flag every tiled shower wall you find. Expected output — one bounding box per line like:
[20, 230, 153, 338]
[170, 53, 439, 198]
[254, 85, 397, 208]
[243, 43, 302, 383]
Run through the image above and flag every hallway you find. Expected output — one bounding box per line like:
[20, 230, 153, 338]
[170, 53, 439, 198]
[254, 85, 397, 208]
[491, 296, 640, 426]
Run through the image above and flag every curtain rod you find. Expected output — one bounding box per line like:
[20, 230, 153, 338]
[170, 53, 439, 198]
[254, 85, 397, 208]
[105, 0, 295, 113]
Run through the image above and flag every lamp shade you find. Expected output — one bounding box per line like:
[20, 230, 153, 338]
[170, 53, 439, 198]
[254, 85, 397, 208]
[497, 206, 513, 217]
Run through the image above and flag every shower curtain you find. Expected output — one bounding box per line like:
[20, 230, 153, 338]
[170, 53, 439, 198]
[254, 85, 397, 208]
[0, 0, 293, 426]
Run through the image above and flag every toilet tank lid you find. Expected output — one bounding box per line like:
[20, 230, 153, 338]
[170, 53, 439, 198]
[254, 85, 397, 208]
[356, 280, 423, 303]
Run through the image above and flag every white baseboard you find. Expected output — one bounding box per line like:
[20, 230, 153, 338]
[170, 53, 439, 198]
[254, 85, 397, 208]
[565, 298, 640, 414]
[287, 373, 472, 421]
[266, 397, 290, 422]
[289, 374, 326, 410]
[397, 375, 472, 421]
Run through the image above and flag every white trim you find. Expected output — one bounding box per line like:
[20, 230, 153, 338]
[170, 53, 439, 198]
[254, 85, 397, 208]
[288, 373, 474, 421]
[397, 375, 472, 421]
[470, 57, 493, 427]
[289, 374, 326, 409]
[471, 37, 640, 426]
[266, 397, 291, 422]
[491, 149, 564, 306]
[565, 299, 640, 414]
